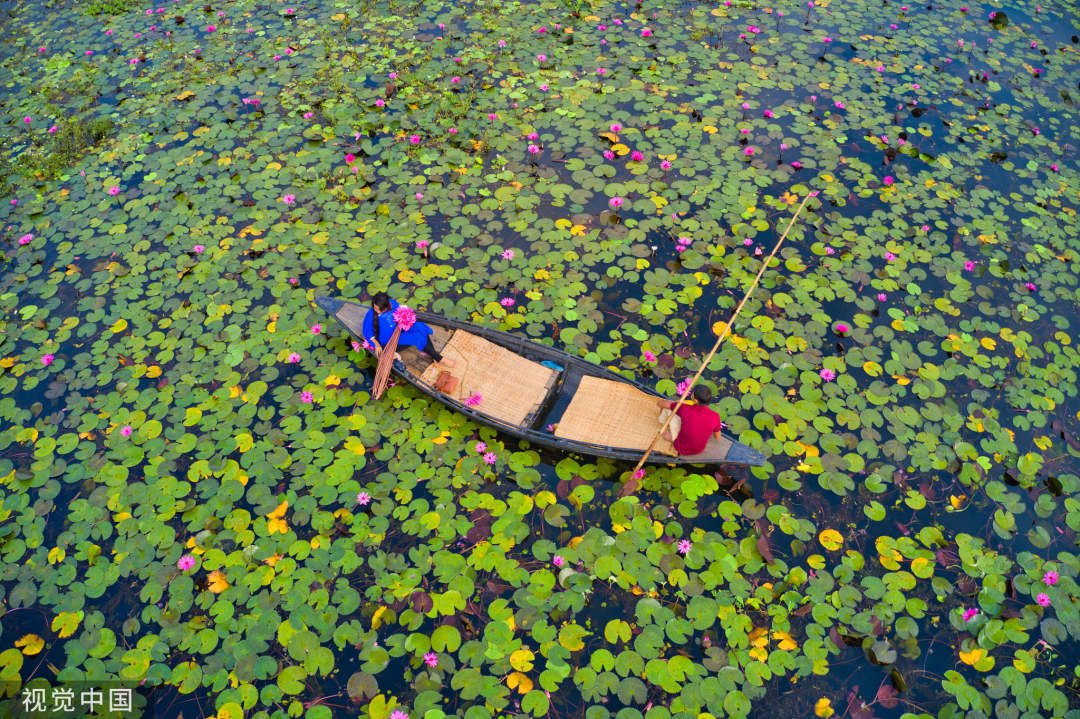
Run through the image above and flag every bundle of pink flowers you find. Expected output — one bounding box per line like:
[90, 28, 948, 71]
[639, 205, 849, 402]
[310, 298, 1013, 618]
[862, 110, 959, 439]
[393, 305, 417, 331]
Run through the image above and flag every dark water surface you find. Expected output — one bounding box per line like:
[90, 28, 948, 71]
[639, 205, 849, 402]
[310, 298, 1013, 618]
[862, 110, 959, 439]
[0, 0, 1077, 718]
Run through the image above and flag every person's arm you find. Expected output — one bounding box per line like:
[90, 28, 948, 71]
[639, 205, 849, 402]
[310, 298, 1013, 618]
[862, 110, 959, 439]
[655, 398, 669, 410]
[361, 312, 382, 355]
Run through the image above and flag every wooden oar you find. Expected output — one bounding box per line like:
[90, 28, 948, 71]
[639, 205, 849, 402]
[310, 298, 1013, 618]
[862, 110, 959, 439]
[372, 325, 402, 400]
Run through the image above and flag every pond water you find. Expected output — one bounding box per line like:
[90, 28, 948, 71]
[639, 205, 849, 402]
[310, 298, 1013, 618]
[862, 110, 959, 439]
[0, 0, 1077, 718]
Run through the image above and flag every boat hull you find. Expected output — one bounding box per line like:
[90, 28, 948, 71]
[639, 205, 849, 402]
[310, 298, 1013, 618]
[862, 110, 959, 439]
[316, 296, 766, 467]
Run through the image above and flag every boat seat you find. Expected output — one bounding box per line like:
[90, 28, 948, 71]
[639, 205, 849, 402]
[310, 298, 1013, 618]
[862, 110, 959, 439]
[554, 376, 678, 455]
[419, 331, 558, 427]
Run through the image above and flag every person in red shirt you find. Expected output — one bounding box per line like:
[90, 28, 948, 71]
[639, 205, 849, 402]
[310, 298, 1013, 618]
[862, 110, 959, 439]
[655, 385, 722, 455]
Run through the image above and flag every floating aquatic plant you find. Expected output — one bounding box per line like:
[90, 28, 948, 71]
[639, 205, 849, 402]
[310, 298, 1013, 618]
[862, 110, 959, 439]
[0, 0, 1075, 718]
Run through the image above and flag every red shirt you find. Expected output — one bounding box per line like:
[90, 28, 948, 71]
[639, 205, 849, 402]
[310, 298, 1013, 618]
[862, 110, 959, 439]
[669, 402, 721, 455]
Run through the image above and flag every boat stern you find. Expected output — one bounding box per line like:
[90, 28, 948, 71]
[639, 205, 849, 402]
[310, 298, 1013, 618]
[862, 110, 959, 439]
[726, 442, 767, 467]
[315, 295, 345, 316]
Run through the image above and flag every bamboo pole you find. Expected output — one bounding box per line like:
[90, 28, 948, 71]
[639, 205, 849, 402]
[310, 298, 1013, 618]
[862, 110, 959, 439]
[623, 191, 817, 493]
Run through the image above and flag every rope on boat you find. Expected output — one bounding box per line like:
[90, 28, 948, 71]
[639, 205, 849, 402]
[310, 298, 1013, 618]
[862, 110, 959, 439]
[626, 191, 818, 488]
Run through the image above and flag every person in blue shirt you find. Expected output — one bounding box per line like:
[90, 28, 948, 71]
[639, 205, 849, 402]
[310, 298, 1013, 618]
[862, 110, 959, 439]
[361, 292, 454, 367]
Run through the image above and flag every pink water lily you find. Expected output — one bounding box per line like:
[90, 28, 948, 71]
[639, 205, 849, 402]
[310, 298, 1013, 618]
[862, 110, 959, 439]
[819, 368, 836, 381]
[356, 492, 370, 505]
[423, 652, 438, 668]
[677, 539, 692, 555]
[501, 249, 514, 260]
[1036, 593, 1051, 607]
[300, 391, 313, 403]
[962, 607, 979, 622]
[1043, 570, 1059, 586]
[392, 306, 417, 331]
[483, 452, 497, 465]
[120, 425, 133, 437]
[553, 555, 565, 567]
[177, 555, 196, 571]
[608, 196, 624, 210]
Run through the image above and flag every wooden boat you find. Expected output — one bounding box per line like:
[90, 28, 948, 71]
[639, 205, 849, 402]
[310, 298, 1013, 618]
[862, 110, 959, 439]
[316, 296, 766, 467]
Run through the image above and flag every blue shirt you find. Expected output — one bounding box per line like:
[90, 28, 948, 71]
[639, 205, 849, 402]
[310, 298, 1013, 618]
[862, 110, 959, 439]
[360, 298, 433, 350]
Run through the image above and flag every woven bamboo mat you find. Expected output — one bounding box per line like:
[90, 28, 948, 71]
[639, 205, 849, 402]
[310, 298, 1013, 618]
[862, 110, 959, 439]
[554, 376, 678, 456]
[420, 331, 558, 427]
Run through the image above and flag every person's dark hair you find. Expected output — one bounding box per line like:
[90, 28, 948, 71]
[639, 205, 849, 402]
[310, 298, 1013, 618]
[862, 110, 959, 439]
[371, 291, 391, 312]
[692, 385, 712, 403]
